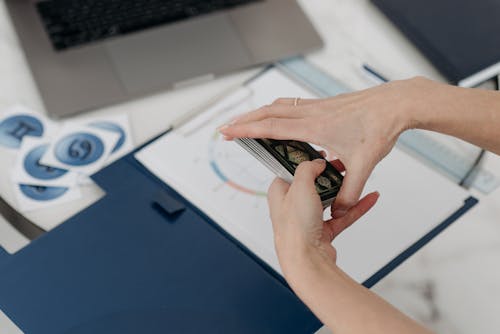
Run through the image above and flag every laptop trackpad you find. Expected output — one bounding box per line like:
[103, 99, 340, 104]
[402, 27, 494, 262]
[105, 14, 253, 94]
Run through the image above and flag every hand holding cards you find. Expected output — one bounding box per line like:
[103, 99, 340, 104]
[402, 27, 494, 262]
[235, 138, 343, 208]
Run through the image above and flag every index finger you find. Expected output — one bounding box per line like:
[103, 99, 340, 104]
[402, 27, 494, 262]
[234, 99, 319, 124]
[219, 117, 317, 144]
[267, 177, 290, 209]
[267, 178, 290, 226]
[230, 105, 312, 127]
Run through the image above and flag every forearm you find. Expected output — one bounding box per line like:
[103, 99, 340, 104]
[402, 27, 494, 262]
[405, 78, 500, 155]
[284, 249, 432, 334]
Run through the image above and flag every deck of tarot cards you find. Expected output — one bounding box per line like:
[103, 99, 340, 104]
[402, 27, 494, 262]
[235, 138, 344, 208]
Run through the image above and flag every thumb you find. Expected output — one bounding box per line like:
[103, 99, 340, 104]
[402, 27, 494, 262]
[332, 160, 373, 218]
[291, 159, 326, 193]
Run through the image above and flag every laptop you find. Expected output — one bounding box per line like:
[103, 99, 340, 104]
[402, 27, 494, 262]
[5, 0, 323, 118]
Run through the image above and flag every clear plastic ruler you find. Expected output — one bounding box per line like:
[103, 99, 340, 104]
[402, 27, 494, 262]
[277, 57, 499, 194]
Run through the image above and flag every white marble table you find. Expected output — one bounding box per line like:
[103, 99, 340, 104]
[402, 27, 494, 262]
[0, 1, 499, 333]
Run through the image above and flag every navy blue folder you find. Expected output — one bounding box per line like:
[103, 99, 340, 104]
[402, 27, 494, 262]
[0, 132, 478, 334]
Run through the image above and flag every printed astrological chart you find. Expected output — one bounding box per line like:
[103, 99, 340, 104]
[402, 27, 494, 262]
[180, 88, 276, 209]
[176, 69, 317, 209]
[136, 68, 319, 272]
[208, 131, 272, 198]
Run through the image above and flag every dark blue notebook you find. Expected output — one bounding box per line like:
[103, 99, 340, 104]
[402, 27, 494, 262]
[372, 0, 500, 84]
[0, 132, 478, 333]
[0, 141, 321, 333]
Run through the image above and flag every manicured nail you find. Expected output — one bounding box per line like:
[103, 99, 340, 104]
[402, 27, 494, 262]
[218, 118, 240, 132]
[218, 124, 230, 132]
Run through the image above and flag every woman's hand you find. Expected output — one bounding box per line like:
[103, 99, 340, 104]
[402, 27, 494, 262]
[267, 159, 379, 284]
[265, 160, 432, 334]
[220, 77, 437, 217]
[219, 77, 464, 334]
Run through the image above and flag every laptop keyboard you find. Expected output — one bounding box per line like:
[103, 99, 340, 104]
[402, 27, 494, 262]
[36, 0, 261, 51]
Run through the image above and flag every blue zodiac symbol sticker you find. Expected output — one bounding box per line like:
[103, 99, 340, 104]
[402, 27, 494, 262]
[24, 144, 68, 180]
[19, 184, 68, 201]
[0, 115, 44, 148]
[89, 121, 126, 153]
[54, 132, 105, 166]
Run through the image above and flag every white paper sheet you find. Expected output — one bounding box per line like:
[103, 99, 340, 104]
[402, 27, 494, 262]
[135, 68, 470, 281]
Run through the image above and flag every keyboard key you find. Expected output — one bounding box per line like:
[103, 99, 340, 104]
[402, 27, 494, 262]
[36, 0, 261, 51]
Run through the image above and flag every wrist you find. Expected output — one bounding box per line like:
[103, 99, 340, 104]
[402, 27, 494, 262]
[400, 76, 456, 132]
[394, 76, 431, 132]
[278, 241, 339, 291]
[374, 77, 435, 142]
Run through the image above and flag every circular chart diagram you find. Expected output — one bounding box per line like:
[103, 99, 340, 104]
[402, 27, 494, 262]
[208, 132, 273, 197]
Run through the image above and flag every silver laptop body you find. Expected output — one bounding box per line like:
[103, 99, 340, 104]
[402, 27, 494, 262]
[6, 0, 323, 118]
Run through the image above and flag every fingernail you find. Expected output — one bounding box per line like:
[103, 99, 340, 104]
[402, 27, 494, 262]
[218, 124, 230, 132]
[218, 118, 240, 132]
[314, 159, 326, 165]
[332, 209, 347, 219]
[230, 116, 241, 124]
